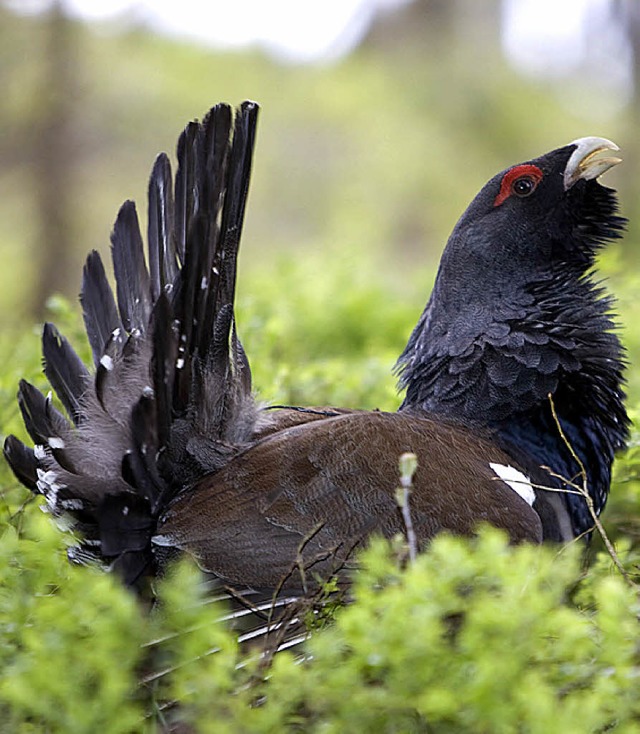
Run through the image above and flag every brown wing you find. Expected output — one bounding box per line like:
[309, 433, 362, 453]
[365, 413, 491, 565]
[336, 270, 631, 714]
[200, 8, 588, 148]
[251, 406, 360, 439]
[156, 411, 542, 591]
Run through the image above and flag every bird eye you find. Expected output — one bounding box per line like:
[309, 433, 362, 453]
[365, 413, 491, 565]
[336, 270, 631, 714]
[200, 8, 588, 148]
[494, 164, 543, 207]
[511, 176, 537, 197]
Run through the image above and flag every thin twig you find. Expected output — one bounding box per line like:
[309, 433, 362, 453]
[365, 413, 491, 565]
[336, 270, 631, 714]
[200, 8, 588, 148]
[396, 452, 418, 563]
[547, 393, 637, 587]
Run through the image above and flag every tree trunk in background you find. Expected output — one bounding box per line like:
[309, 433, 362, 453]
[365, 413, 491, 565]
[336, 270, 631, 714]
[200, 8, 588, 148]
[615, 0, 640, 101]
[612, 0, 640, 246]
[363, 0, 501, 56]
[32, 2, 76, 318]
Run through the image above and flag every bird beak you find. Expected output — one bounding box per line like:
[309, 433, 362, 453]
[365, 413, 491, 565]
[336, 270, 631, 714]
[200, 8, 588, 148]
[563, 136, 621, 190]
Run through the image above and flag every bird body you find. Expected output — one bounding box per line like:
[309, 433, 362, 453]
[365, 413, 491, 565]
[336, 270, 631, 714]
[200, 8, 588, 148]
[4, 104, 629, 604]
[155, 410, 542, 591]
[398, 142, 628, 539]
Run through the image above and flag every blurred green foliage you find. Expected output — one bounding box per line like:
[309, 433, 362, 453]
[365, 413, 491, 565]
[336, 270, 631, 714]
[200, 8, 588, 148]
[1, 4, 638, 320]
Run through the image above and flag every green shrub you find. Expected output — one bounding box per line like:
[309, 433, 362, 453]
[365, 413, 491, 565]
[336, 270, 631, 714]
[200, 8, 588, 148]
[1, 272, 639, 732]
[2, 505, 640, 733]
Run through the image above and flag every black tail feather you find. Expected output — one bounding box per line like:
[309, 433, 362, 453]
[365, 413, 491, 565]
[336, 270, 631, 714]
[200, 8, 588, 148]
[216, 101, 258, 311]
[149, 294, 178, 451]
[200, 101, 257, 362]
[14, 380, 80, 477]
[42, 323, 91, 426]
[3, 435, 38, 491]
[94, 330, 124, 413]
[128, 393, 167, 511]
[147, 153, 178, 302]
[111, 200, 152, 336]
[192, 104, 233, 357]
[81, 250, 122, 367]
[5, 102, 261, 587]
[17, 379, 69, 446]
[174, 120, 200, 265]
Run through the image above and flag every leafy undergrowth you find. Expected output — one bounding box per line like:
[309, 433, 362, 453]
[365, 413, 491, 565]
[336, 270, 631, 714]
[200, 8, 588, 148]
[1, 512, 640, 733]
[1, 281, 640, 732]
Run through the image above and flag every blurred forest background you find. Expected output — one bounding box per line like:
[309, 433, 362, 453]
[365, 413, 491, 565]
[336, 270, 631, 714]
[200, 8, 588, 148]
[2, 0, 640, 424]
[6, 4, 640, 730]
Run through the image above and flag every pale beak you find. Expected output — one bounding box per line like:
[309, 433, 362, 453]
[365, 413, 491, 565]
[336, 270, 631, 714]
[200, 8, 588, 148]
[563, 136, 621, 190]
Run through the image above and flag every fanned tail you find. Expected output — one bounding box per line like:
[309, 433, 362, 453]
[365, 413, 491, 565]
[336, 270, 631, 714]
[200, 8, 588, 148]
[4, 102, 260, 586]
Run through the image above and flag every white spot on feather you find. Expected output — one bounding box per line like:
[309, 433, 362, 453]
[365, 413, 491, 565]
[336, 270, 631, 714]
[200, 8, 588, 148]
[34, 444, 46, 460]
[151, 534, 174, 547]
[489, 463, 535, 507]
[36, 468, 56, 485]
[48, 436, 65, 450]
[67, 546, 98, 564]
[60, 498, 83, 511]
[36, 468, 65, 511]
[100, 354, 114, 371]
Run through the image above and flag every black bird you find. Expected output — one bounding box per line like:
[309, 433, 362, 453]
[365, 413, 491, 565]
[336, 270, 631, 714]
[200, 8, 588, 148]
[4, 103, 628, 605]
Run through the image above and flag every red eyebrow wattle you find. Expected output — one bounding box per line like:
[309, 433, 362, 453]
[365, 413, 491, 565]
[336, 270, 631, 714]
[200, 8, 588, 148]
[494, 164, 543, 207]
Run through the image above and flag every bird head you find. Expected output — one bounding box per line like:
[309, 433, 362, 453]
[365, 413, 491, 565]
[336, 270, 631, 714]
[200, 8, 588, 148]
[433, 137, 625, 320]
[398, 136, 627, 423]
